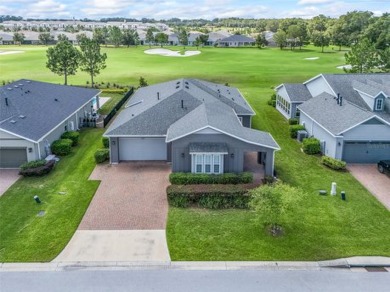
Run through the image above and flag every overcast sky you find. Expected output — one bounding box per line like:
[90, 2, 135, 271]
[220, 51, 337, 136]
[0, 0, 388, 20]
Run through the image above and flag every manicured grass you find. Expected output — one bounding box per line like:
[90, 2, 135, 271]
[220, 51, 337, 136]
[2, 44, 389, 261]
[0, 129, 103, 262]
[98, 93, 124, 115]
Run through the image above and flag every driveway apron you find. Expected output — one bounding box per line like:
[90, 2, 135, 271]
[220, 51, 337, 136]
[0, 169, 21, 197]
[348, 164, 390, 210]
[54, 162, 171, 262]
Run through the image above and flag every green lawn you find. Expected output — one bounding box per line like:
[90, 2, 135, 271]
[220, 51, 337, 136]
[1, 44, 389, 261]
[98, 92, 124, 115]
[0, 129, 103, 262]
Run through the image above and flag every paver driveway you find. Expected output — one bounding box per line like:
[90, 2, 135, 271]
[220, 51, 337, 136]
[348, 164, 390, 210]
[0, 169, 21, 197]
[54, 162, 171, 262]
[79, 162, 171, 230]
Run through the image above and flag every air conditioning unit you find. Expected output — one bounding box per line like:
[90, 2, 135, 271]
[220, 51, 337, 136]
[297, 130, 308, 142]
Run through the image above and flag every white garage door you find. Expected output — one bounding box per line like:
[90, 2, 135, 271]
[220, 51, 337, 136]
[119, 137, 167, 161]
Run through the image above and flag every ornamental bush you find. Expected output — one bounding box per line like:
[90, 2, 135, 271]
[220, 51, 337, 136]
[20, 159, 46, 170]
[302, 137, 321, 155]
[169, 172, 253, 185]
[288, 118, 299, 125]
[51, 139, 73, 156]
[61, 131, 80, 146]
[167, 184, 251, 209]
[321, 156, 347, 171]
[289, 125, 305, 138]
[102, 137, 109, 148]
[94, 149, 109, 163]
[19, 160, 55, 177]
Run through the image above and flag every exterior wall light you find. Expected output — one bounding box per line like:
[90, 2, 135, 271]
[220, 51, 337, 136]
[231, 153, 234, 158]
[181, 153, 185, 158]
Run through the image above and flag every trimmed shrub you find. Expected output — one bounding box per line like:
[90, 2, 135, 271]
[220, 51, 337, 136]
[167, 184, 252, 209]
[288, 118, 299, 125]
[94, 149, 109, 163]
[289, 125, 305, 138]
[61, 131, 80, 146]
[51, 139, 73, 156]
[20, 159, 46, 170]
[169, 172, 253, 185]
[102, 137, 109, 148]
[19, 160, 55, 177]
[267, 99, 276, 107]
[101, 88, 127, 94]
[321, 156, 347, 171]
[302, 137, 321, 155]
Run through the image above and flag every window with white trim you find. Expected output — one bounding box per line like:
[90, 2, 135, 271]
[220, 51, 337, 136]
[191, 153, 224, 174]
[375, 99, 383, 111]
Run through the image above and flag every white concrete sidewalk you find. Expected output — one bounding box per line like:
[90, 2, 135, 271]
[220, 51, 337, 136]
[53, 230, 170, 262]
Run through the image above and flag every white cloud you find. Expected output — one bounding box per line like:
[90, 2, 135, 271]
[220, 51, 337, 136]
[298, 0, 334, 4]
[287, 6, 320, 18]
[82, 0, 135, 16]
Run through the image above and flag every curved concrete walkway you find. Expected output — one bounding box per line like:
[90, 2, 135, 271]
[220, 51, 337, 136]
[54, 162, 171, 262]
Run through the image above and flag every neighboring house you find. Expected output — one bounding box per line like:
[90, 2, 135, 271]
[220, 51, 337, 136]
[0, 80, 100, 168]
[207, 31, 231, 46]
[218, 35, 255, 47]
[0, 32, 13, 45]
[105, 79, 280, 176]
[276, 74, 390, 163]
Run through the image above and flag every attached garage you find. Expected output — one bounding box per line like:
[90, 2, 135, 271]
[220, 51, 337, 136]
[118, 137, 167, 161]
[342, 141, 390, 163]
[0, 148, 27, 168]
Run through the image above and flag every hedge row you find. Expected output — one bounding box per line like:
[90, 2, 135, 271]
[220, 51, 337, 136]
[19, 160, 55, 177]
[20, 159, 46, 170]
[94, 149, 109, 163]
[167, 184, 253, 209]
[169, 172, 253, 185]
[61, 131, 80, 146]
[289, 125, 305, 138]
[51, 139, 73, 156]
[321, 156, 347, 171]
[288, 118, 299, 125]
[302, 137, 321, 155]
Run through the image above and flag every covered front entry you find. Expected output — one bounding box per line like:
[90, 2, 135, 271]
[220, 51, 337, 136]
[189, 143, 228, 174]
[0, 148, 27, 168]
[118, 137, 167, 161]
[343, 141, 390, 163]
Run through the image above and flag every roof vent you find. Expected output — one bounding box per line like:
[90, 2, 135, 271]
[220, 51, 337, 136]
[26, 81, 31, 83]
[157, 92, 160, 100]
[185, 81, 189, 85]
[5, 97, 9, 106]
[185, 85, 189, 89]
[19, 115, 26, 119]
[7, 88, 12, 91]
[14, 85, 18, 88]
[339, 96, 343, 106]
[176, 85, 180, 89]
[54, 98, 58, 102]
[176, 81, 180, 85]
[10, 120, 16, 124]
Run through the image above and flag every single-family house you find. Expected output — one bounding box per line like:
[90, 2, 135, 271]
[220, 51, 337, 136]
[275, 74, 390, 163]
[104, 79, 280, 176]
[206, 31, 231, 46]
[218, 35, 255, 47]
[0, 80, 100, 168]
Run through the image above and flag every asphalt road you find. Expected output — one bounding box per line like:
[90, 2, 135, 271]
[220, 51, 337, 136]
[1, 269, 389, 292]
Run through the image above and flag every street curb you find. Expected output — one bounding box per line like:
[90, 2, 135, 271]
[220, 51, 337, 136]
[1, 257, 389, 272]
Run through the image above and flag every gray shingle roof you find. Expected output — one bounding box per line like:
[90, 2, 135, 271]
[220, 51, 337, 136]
[106, 79, 279, 150]
[166, 102, 280, 150]
[0, 80, 99, 142]
[283, 83, 312, 102]
[105, 78, 255, 136]
[322, 74, 390, 110]
[298, 92, 376, 136]
[219, 35, 255, 43]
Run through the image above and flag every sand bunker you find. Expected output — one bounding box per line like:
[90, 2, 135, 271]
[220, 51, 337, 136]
[304, 57, 319, 60]
[0, 51, 24, 55]
[337, 65, 352, 70]
[144, 48, 201, 57]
